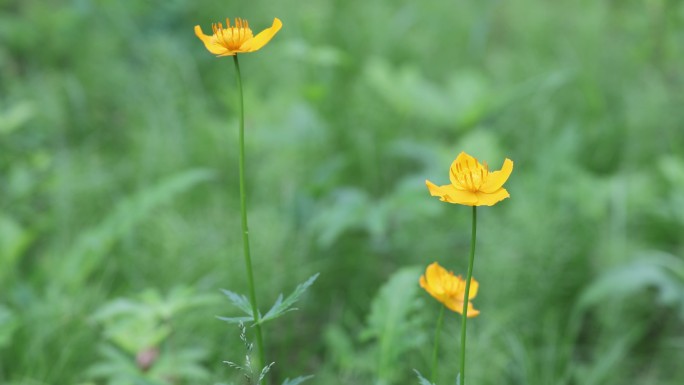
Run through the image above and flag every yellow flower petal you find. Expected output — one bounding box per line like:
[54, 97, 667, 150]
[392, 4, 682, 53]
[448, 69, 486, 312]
[474, 188, 510, 206]
[195, 17, 281, 57]
[428, 151, 513, 207]
[448, 152, 479, 187]
[480, 158, 514, 193]
[419, 262, 480, 317]
[424, 263, 445, 295]
[426, 181, 478, 204]
[467, 277, 479, 299]
[447, 191, 479, 205]
[441, 297, 460, 312]
[241, 18, 282, 52]
[425, 180, 445, 197]
[464, 302, 480, 318]
[194, 25, 231, 56]
[442, 298, 479, 317]
[419, 275, 428, 288]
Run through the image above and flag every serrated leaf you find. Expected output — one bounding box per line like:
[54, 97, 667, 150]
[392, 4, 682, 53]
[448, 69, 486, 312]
[282, 375, 314, 385]
[413, 369, 436, 385]
[220, 289, 255, 318]
[363, 267, 425, 382]
[55, 169, 215, 291]
[216, 316, 254, 324]
[258, 273, 319, 324]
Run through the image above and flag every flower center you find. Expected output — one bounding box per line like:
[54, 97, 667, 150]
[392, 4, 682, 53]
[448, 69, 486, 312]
[451, 158, 489, 192]
[212, 18, 254, 50]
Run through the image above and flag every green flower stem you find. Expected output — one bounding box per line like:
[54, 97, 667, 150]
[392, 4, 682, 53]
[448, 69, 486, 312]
[459, 206, 477, 385]
[431, 305, 445, 382]
[232, 54, 266, 372]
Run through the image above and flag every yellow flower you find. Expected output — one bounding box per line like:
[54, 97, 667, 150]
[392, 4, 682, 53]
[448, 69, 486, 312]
[194, 17, 282, 57]
[419, 262, 479, 317]
[426, 151, 513, 206]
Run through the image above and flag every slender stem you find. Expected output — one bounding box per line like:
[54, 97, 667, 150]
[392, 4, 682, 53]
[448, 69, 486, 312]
[459, 206, 477, 385]
[431, 305, 445, 382]
[232, 54, 266, 373]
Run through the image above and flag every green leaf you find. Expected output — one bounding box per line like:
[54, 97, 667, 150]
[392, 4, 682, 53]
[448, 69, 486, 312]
[0, 215, 34, 282]
[578, 252, 684, 316]
[216, 315, 254, 324]
[219, 289, 255, 318]
[413, 370, 436, 385]
[91, 287, 219, 353]
[361, 266, 425, 383]
[282, 375, 314, 385]
[0, 102, 34, 135]
[55, 169, 215, 291]
[0, 305, 18, 349]
[258, 273, 320, 324]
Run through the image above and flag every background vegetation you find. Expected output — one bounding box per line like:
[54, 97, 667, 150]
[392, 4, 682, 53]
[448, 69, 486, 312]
[1, 0, 683, 384]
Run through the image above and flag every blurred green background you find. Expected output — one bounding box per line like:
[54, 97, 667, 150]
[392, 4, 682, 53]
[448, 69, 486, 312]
[1, 0, 684, 384]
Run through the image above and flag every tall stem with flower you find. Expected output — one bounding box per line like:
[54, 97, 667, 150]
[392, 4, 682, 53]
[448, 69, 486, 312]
[422, 151, 513, 385]
[194, 17, 282, 375]
[232, 53, 266, 371]
[459, 206, 477, 384]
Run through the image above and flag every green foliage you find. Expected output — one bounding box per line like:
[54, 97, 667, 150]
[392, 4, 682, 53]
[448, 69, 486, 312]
[91, 287, 219, 353]
[218, 273, 319, 325]
[0, 102, 34, 135]
[578, 252, 684, 315]
[0, 214, 33, 283]
[221, 322, 305, 385]
[54, 169, 215, 292]
[1, 0, 684, 384]
[281, 375, 315, 385]
[413, 370, 436, 385]
[86, 344, 210, 385]
[361, 267, 426, 383]
[0, 305, 18, 350]
[322, 267, 427, 384]
[87, 287, 219, 385]
[260, 273, 320, 324]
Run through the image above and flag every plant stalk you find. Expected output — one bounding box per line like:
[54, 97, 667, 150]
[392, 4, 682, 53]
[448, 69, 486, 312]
[459, 206, 477, 385]
[232, 54, 266, 373]
[431, 305, 445, 382]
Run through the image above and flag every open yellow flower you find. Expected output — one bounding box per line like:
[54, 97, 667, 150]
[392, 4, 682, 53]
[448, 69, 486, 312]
[194, 17, 282, 57]
[426, 151, 513, 206]
[419, 262, 479, 317]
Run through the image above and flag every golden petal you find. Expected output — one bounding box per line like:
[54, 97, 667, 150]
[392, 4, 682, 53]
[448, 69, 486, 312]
[449, 152, 477, 186]
[473, 188, 510, 206]
[425, 263, 446, 295]
[467, 277, 479, 299]
[442, 297, 462, 312]
[216, 50, 238, 57]
[194, 25, 231, 56]
[481, 158, 513, 193]
[455, 152, 477, 166]
[426, 180, 445, 197]
[465, 302, 480, 318]
[446, 188, 479, 205]
[446, 299, 479, 317]
[419, 275, 429, 291]
[241, 17, 282, 52]
[426, 181, 478, 205]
